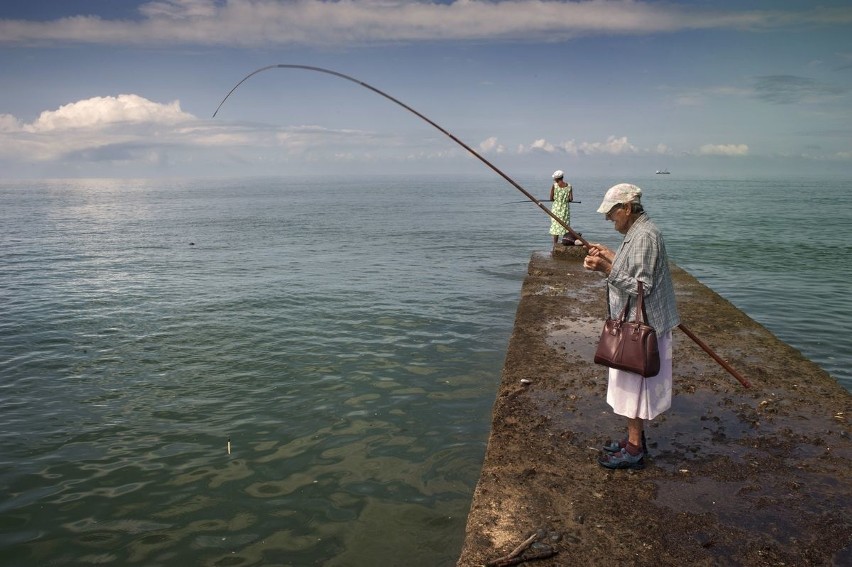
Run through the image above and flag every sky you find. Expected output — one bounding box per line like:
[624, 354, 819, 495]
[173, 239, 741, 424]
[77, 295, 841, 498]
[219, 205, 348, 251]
[1, 0, 851, 179]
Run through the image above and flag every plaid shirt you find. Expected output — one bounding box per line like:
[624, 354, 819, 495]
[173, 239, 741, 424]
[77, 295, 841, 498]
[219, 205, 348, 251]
[606, 213, 680, 333]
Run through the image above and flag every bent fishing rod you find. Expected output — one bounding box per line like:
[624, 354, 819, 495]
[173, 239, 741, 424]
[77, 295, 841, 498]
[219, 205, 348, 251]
[213, 64, 750, 389]
[213, 64, 587, 247]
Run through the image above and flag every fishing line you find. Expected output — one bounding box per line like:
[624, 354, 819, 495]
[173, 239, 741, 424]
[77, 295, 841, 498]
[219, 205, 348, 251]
[212, 64, 587, 247]
[213, 64, 750, 389]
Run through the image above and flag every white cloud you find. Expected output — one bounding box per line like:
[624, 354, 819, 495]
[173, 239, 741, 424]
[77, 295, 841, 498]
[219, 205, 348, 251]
[479, 136, 505, 153]
[0, 94, 415, 168]
[557, 140, 578, 155]
[698, 143, 749, 156]
[0, 95, 198, 162]
[1, 0, 850, 47]
[23, 94, 192, 133]
[524, 138, 557, 153]
[580, 135, 638, 155]
[520, 135, 638, 155]
[0, 114, 23, 132]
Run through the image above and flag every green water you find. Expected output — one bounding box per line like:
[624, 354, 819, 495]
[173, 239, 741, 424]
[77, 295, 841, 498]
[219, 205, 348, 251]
[1, 175, 849, 565]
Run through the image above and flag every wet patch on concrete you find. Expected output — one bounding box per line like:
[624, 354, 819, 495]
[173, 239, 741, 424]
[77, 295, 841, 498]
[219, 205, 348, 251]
[544, 315, 600, 362]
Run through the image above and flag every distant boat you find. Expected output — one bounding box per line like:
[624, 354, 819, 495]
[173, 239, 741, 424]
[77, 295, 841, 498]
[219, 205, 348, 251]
[656, 169, 670, 174]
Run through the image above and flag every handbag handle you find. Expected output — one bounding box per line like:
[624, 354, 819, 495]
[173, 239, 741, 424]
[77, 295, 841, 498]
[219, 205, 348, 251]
[606, 280, 651, 325]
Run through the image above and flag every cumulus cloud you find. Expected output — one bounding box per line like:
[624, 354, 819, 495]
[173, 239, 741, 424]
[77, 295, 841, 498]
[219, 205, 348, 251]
[0, 114, 23, 132]
[23, 94, 192, 132]
[0, 93, 406, 169]
[525, 138, 557, 153]
[1, 0, 850, 47]
[0, 95, 198, 162]
[581, 135, 638, 155]
[520, 135, 638, 156]
[479, 136, 505, 153]
[698, 143, 749, 156]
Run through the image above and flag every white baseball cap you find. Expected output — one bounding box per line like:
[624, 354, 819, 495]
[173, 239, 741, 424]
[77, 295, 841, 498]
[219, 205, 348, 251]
[596, 183, 642, 213]
[552, 170, 564, 180]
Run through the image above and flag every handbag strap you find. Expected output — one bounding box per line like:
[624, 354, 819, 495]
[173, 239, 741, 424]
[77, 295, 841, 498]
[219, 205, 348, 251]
[635, 281, 651, 325]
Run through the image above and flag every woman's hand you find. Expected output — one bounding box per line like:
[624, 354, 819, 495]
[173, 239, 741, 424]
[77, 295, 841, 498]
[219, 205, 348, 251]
[583, 254, 611, 274]
[584, 243, 614, 274]
[586, 243, 615, 262]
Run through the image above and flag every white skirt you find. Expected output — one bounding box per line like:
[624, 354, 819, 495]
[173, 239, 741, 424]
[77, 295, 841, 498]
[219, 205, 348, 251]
[606, 330, 673, 420]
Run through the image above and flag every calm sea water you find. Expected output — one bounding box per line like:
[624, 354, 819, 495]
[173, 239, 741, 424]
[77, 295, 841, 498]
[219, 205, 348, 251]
[1, 175, 849, 566]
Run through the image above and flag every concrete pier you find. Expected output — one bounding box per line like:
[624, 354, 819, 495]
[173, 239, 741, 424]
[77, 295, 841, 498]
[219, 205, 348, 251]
[456, 247, 851, 566]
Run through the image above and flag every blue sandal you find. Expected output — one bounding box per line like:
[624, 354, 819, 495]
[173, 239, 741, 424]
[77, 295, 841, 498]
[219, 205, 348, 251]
[598, 448, 645, 470]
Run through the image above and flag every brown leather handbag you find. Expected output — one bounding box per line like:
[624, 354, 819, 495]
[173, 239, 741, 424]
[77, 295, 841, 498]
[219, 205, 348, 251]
[594, 281, 661, 377]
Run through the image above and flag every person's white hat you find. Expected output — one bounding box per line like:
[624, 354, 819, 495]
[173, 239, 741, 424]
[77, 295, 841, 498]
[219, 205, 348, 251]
[596, 183, 642, 213]
[552, 170, 564, 180]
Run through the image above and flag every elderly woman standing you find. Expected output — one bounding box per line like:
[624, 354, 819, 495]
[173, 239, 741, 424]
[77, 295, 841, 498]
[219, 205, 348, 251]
[548, 170, 573, 248]
[583, 183, 680, 470]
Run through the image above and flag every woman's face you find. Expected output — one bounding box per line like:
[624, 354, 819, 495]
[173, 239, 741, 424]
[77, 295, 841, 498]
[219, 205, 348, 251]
[606, 203, 632, 234]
